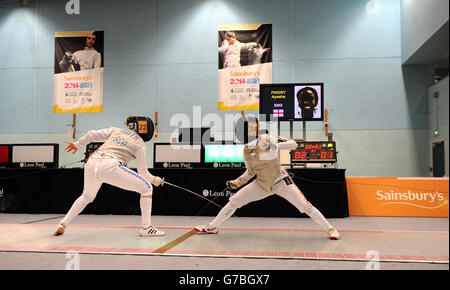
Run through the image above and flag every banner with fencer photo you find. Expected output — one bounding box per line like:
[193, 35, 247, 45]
[53, 30, 104, 113]
[218, 24, 272, 111]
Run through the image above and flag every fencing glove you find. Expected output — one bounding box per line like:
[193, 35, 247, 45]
[152, 176, 164, 187]
[226, 178, 246, 190]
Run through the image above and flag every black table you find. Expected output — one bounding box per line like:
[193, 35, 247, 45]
[0, 168, 348, 218]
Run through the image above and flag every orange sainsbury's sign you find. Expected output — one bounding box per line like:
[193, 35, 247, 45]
[346, 177, 449, 217]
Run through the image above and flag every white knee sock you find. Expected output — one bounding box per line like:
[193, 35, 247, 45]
[140, 196, 152, 228]
[61, 195, 90, 225]
[209, 202, 236, 228]
[305, 206, 332, 231]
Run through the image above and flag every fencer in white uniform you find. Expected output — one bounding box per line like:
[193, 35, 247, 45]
[195, 119, 340, 240]
[72, 46, 101, 70]
[219, 31, 259, 68]
[55, 116, 165, 237]
[58, 33, 101, 72]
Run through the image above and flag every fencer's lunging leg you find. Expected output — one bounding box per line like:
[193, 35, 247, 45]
[140, 194, 153, 228]
[273, 179, 340, 239]
[195, 181, 270, 234]
[55, 159, 102, 235]
[138, 192, 164, 237]
[60, 195, 93, 226]
[273, 180, 332, 230]
[209, 202, 237, 228]
[304, 205, 331, 231]
[303, 205, 340, 240]
[194, 202, 237, 234]
[100, 163, 164, 237]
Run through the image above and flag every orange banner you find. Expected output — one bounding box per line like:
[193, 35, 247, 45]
[346, 177, 449, 217]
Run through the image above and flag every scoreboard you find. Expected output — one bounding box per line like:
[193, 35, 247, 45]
[0, 144, 59, 168]
[259, 83, 324, 121]
[291, 141, 337, 163]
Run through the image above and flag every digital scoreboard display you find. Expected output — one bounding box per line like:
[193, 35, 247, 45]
[204, 144, 245, 168]
[259, 83, 324, 121]
[291, 141, 336, 163]
[153, 143, 202, 168]
[5, 144, 59, 168]
[204, 144, 244, 163]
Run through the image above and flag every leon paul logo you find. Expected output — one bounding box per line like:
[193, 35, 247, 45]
[202, 189, 233, 197]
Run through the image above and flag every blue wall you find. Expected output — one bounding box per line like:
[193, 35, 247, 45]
[1, 0, 409, 133]
[1, 0, 442, 176]
[401, 0, 449, 63]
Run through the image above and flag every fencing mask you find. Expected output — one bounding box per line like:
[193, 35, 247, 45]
[234, 116, 260, 144]
[126, 116, 155, 142]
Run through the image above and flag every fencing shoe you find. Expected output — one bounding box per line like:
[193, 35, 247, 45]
[139, 225, 165, 237]
[194, 224, 218, 234]
[328, 227, 340, 240]
[54, 223, 66, 236]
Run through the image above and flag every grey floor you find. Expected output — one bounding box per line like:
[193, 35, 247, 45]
[0, 213, 448, 270]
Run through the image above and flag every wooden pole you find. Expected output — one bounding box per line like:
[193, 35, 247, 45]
[72, 113, 76, 139]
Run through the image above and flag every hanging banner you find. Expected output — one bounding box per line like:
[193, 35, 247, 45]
[218, 24, 272, 111]
[53, 30, 104, 113]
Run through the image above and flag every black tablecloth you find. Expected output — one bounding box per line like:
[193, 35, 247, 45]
[0, 168, 348, 218]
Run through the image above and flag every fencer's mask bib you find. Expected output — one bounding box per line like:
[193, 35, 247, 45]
[235, 116, 259, 144]
[126, 116, 155, 142]
[297, 87, 318, 119]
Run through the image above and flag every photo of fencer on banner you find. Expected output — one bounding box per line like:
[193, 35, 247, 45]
[53, 30, 104, 113]
[218, 24, 272, 111]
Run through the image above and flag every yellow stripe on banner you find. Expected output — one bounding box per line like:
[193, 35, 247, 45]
[218, 101, 259, 111]
[55, 30, 95, 37]
[218, 24, 261, 31]
[53, 105, 103, 113]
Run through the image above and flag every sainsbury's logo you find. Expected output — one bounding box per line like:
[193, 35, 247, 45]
[377, 190, 448, 209]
